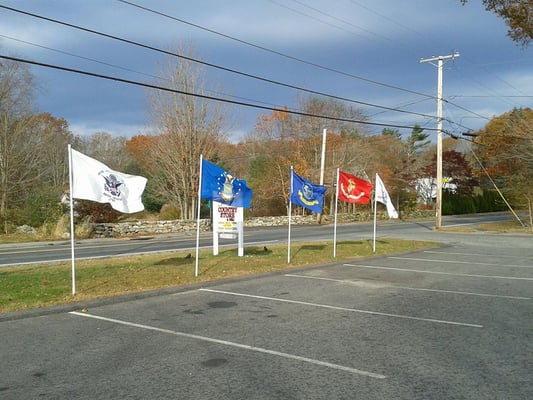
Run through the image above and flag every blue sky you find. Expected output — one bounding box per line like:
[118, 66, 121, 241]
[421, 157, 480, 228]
[1, 0, 532, 141]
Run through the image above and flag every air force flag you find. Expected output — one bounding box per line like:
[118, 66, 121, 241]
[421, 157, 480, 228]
[201, 159, 253, 208]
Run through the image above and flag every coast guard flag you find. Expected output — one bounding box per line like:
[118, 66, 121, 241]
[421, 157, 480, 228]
[290, 170, 327, 214]
[338, 171, 373, 204]
[375, 173, 398, 219]
[70, 148, 147, 214]
[201, 159, 252, 208]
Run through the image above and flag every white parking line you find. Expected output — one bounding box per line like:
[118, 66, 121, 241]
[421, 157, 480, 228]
[424, 250, 531, 260]
[344, 263, 533, 281]
[69, 311, 386, 379]
[200, 288, 483, 328]
[389, 256, 533, 269]
[284, 274, 531, 300]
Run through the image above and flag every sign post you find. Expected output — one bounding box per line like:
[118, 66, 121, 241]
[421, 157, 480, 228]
[212, 200, 244, 256]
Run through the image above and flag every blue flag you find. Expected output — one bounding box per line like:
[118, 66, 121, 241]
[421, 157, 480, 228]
[201, 159, 253, 208]
[290, 170, 327, 214]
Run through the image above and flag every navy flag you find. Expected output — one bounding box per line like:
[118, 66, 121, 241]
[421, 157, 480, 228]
[290, 170, 327, 214]
[201, 159, 252, 208]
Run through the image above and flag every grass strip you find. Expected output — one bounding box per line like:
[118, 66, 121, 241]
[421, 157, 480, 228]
[0, 238, 436, 313]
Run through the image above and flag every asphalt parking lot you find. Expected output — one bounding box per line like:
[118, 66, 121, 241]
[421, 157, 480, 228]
[1, 237, 532, 399]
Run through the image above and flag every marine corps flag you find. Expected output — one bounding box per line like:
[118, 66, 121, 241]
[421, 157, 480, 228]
[333, 169, 373, 257]
[337, 170, 373, 204]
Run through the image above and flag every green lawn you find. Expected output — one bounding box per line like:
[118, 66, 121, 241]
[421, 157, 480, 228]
[0, 238, 437, 313]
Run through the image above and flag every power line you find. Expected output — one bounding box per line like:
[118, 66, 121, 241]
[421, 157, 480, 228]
[343, 1, 527, 124]
[0, 34, 286, 110]
[2, 3, 496, 131]
[270, 0, 391, 42]
[117, 0, 435, 99]
[452, 95, 533, 98]
[0, 54, 438, 132]
[0, 4, 437, 121]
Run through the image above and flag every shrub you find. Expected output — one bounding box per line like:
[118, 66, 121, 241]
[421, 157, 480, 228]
[159, 203, 180, 220]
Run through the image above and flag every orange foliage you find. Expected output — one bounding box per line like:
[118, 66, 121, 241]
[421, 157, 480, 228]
[125, 135, 160, 170]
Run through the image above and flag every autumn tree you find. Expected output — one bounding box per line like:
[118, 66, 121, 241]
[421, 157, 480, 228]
[461, 0, 533, 46]
[0, 56, 79, 231]
[146, 45, 231, 219]
[471, 107, 533, 208]
[243, 108, 300, 215]
[367, 125, 431, 213]
[296, 96, 371, 181]
[244, 98, 372, 216]
[125, 135, 163, 212]
[422, 150, 477, 195]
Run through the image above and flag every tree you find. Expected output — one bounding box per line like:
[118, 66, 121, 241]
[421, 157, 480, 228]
[0, 58, 41, 233]
[34, 113, 73, 187]
[461, 0, 533, 46]
[381, 127, 401, 138]
[404, 124, 430, 159]
[440, 150, 477, 195]
[371, 125, 432, 212]
[79, 132, 129, 171]
[296, 96, 371, 179]
[146, 45, 231, 219]
[471, 107, 533, 207]
[125, 135, 163, 212]
[243, 98, 372, 216]
[243, 107, 301, 215]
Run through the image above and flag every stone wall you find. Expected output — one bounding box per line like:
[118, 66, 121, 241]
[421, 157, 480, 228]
[93, 210, 434, 237]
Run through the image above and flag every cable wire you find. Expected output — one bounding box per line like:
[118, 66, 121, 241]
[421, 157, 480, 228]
[117, 0, 435, 99]
[0, 54, 438, 132]
[0, 4, 437, 120]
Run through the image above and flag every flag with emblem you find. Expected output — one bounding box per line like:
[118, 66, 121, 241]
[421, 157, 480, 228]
[338, 170, 373, 204]
[70, 147, 147, 214]
[290, 170, 327, 214]
[200, 159, 252, 208]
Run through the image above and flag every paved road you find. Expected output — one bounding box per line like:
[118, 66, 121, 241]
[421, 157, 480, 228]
[0, 212, 521, 266]
[1, 224, 531, 399]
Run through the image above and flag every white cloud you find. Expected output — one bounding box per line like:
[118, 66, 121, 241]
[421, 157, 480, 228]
[69, 121, 146, 139]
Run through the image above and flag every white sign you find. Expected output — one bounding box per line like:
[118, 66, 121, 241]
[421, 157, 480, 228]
[212, 201, 244, 256]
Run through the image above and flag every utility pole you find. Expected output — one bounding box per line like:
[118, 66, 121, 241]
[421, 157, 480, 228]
[420, 52, 460, 229]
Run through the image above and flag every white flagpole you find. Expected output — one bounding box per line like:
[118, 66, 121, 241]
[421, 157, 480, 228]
[287, 166, 293, 264]
[67, 144, 76, 295]
[373, 173, 378, 253]
[195, 154, 203, 277]
[333, 168, 339, 257]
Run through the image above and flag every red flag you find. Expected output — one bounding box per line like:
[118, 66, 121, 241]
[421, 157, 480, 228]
[338, 171, 373, 204]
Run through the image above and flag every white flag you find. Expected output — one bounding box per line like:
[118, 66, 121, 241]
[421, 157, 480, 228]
[70, 148, 147, 214]
[375, 173, 398, 219]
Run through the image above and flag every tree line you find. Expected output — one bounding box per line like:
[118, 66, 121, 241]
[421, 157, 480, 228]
[1, 50, 529, 235]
